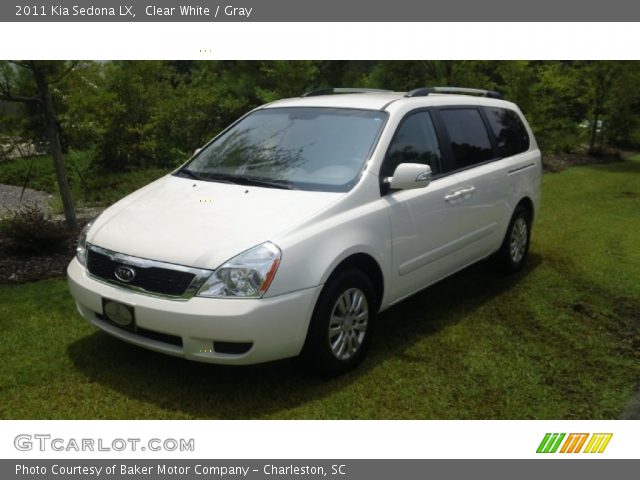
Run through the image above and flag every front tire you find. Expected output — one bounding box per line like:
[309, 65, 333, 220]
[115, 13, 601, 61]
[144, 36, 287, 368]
[496, 205, 532, 272]
[301, 269, 376, 376]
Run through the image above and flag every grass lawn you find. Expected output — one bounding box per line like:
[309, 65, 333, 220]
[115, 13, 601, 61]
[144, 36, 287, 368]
[1, 156, 639, 419]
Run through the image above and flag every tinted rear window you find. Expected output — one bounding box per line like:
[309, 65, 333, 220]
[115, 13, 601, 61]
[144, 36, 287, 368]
[485, 107, 530, 157]
[440, 108, 494, 170]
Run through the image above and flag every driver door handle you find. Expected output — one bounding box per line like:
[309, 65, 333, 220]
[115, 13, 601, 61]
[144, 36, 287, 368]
[444, 191, 462, 202]
[445, 186, 475, 203]
[459, 186, 476, 199]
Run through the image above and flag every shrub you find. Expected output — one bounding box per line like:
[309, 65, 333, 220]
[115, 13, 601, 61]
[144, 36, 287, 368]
[1, 205, 69, 255]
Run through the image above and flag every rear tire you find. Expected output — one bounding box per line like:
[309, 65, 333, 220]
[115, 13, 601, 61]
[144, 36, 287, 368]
[301, 269, 376, 376]
[496, 205, 531, 273]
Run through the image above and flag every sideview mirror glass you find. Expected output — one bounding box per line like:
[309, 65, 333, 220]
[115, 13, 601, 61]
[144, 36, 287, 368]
[388, 163, 432, 191]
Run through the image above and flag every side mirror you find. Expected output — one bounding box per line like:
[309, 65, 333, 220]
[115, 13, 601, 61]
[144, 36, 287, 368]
[193, 147, 202, 156]
[387, 163, 432, 191]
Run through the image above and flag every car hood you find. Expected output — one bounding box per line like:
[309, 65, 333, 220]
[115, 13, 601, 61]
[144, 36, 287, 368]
[88, 174, 342, 269]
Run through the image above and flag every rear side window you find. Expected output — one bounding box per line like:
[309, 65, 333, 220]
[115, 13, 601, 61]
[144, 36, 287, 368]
[382, 111, 441, 177]
[485, 107, 530, 157]
[440, 108, 493, 170]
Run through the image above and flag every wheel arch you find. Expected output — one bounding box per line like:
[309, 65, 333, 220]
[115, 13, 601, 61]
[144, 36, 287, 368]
[516, 196, 535, 222]
[322, 252, 385, 312]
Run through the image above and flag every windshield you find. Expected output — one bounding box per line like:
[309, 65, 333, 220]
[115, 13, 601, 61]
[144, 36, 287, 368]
[179, 107, 388, 192]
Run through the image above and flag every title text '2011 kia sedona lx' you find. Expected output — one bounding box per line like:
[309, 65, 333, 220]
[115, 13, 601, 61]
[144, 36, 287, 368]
[68, 87, 542, 374]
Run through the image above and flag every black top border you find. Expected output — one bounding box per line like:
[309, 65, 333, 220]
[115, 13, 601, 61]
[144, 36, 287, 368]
[5, 0, 640, 22]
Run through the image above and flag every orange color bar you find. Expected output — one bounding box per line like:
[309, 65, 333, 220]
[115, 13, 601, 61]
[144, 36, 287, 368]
[574, 433, 589, 453]
[560, 434, 575, 453]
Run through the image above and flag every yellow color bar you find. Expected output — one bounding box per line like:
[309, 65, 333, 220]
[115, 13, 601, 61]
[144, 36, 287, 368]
[584, 433, 613, 453]
[597, 433, 613, 453]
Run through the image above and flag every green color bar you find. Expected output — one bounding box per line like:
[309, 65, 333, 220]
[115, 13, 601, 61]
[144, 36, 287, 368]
[542, 434, 558, 453]
[548, 433, 566, 453]
[537, 433, 552, 453]
[538, 433, 566, 453]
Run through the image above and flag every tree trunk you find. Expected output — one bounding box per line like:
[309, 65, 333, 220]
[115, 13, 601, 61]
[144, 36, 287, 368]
[589, 109, 599, 154]
[31, 62, 77, 229]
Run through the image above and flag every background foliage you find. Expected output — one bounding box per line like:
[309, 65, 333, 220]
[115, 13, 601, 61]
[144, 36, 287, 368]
[1, 61, 639, 418]
[2, 60, 640, 180]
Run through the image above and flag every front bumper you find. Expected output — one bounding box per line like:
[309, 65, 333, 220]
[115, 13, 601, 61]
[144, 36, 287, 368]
[67, 257, 321, 365]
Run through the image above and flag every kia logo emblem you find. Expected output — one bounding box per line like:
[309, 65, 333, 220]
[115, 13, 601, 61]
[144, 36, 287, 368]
[114, 265, 136, 283]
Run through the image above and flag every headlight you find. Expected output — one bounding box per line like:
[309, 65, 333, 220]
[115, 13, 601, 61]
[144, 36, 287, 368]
[76, 221, 92, 266]
[197, 242, 281, 298]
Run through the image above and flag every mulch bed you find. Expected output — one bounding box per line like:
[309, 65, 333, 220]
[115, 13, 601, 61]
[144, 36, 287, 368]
[0, 211, 98, 285]
[0, 238, 76, 284]
[542, 149, 630, 173]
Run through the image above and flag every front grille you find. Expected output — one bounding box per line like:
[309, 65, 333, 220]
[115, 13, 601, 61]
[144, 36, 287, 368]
[87, 249, 196, 297]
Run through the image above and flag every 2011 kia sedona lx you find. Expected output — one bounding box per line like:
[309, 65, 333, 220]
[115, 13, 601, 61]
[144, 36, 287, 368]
[68, 87, 542, 374]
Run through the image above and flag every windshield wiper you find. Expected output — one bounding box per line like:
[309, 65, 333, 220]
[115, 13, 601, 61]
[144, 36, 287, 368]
[174, 169, 237, 185]
[233, 176, 297, 190]
[175, 169, 295, 190]
[174, 168, 206, 181]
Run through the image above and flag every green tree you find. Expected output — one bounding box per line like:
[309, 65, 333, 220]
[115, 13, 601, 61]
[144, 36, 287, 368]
[0, 61, 78, 228]
[14, 60, 640, 181]
[363, 60, 493, 91]
[580, 62, 618, 153]
[601, 62, 640, 149]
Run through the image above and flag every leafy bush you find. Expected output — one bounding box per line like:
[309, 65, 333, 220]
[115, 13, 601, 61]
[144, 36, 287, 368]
[1, 205, 69, 255]
[0, 149, 94, 194]
[0, 148, 166, 208]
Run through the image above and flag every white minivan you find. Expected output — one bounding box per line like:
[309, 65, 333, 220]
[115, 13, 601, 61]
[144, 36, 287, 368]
[68, 87, 542, 374]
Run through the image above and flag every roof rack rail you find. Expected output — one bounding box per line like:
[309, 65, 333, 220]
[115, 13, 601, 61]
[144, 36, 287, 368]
[301, 88, 393, 97]
[405, 87, 504, 100]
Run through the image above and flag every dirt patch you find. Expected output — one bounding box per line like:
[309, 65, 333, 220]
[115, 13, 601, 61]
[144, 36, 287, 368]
[618, 191, 639, 198]
[570, 302, 604, 319]
[614, 298, 640, 325]
[619, 386, 640, 419]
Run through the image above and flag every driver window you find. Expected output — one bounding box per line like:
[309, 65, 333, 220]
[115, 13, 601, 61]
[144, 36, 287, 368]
[382, 111, 441, 178]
